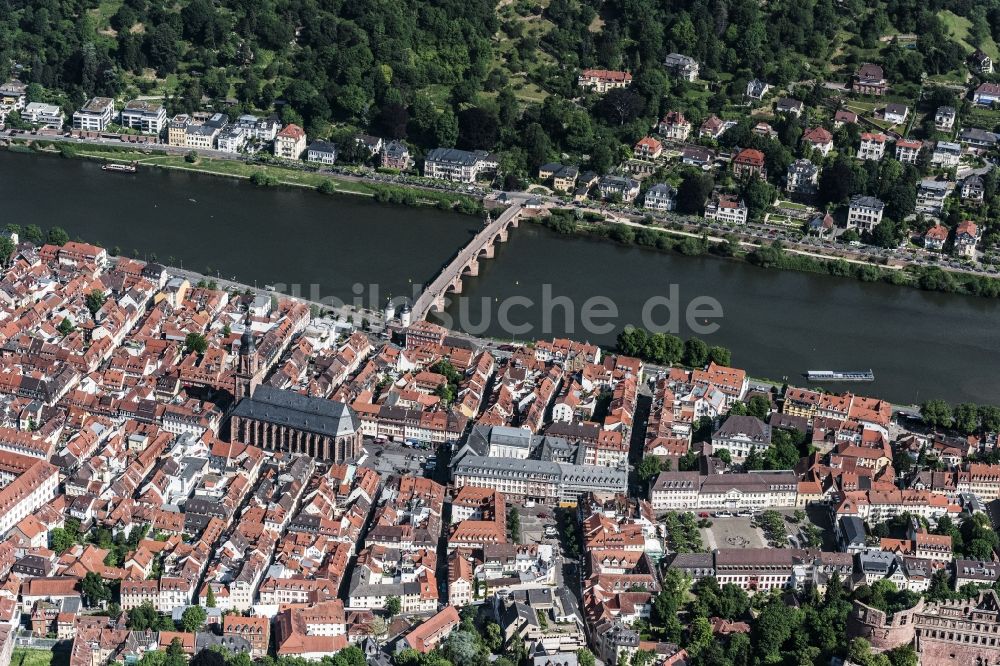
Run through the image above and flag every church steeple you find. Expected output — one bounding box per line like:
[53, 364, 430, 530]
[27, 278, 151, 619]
[235, 310, 259, 400]
[240, 311, 256, 358]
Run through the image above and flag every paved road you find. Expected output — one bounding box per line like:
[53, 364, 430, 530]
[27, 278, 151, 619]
[140, 260, 385, 328]
[0, 129, 492, 201]
[9, 129, 1000, 279]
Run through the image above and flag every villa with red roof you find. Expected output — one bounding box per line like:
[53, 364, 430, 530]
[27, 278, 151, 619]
[633, 136, 663, 159]
[578, 69, 632, 93]
[802, 127, 834, 156]
[733, 148, 766, 178]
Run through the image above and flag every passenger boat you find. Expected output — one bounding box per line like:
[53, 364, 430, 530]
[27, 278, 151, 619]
[102, 161, 138, 173]
[806, 370, 875, 382]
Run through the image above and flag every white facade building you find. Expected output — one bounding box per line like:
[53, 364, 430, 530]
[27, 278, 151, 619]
[72, 97, 115, 132]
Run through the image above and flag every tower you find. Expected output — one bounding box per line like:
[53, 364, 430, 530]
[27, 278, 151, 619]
[234, 311, 259, 401]
[399, 300, 412, 327]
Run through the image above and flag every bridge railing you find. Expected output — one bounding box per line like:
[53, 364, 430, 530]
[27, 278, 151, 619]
[411, 204, 522, 319]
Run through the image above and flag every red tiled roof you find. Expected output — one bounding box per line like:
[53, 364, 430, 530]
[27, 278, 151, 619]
[803, 127, 832, 144]
[277, 124, 305, 140]
[581, 69, 632, 82]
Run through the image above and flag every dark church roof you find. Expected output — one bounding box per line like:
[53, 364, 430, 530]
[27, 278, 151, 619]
[231, 385, 358, 437]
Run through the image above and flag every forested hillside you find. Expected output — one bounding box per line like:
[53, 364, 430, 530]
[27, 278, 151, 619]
[2, 0, 1000, 178]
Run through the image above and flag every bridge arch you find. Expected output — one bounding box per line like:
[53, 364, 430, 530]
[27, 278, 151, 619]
[409, 204, 523, 322]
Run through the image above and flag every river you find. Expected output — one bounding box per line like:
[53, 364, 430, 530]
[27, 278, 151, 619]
[2, 149, 998, 404]
[436, 224, 1000, 405]
[0, 150, 481, 305]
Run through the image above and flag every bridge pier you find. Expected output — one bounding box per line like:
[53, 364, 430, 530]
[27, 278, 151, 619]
[479, 245, 495, 259]
[464, 258, 479, 276]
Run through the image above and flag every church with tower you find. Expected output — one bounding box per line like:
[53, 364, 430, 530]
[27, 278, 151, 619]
[234, 312, 260, 401]
[229, 310, 362, 463]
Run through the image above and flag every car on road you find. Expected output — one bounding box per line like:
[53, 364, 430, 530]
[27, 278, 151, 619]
[713, 511, 733, 518]
[698, 512, 710, 518]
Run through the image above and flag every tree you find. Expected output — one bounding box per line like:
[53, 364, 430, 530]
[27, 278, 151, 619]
[332, 646, 367, 666]
[683, 338, 709, 367]
[746, 395, 770, 419]
[0, 235, 14, 264]
[716, 583, 750, 619]
[181, 0, 223, 46]
[765, 429, 803, 469]
[885, 645, 918, 666]
[617, 326, 650, 357]
[23, 224, 45, 245]
[752, 599, 797, 663]
[653, 568, 688, 642]
[457, 107, 500, 151]
[191, 650, 226, 666]
[127, 601, 161, 630]
[86, 289, 107, 316]
[847, 638, 888, 666]
[57, 317, 75, 336]
[184, 332, 209, 355]
[47, 226, 70, 246]
[921, 399, 952, 430]
[385, 596, 401, 616]
[980, 405, 1000, 433]
[637, 456, 662, 482]
[596, 88, 645, 126]
[181, 605, 207, 632]
[577, 648, 596, 666]
[50, 527, 76, 553]
[686, 616, 713, 657]
[484, 622, 503, 652]
[82, 572, 111, 607]
[139, 651, 168, 666]
[676, 172, 715, 214]
[148, 23, 180, 76]
[715, 448, 732, 465]
[819, 155, 864, 206]
[508, 508, 522, 542]
[375, 102, 410, 139]
[165, 637, 187, 666]
[740, 177, 777, 222]
[707, 346, 731, 366]
[870, 219, 902, 249]
[953, 402, 980, 434]
[205, 585, 217, 609]
[442, 630, 479, 666]
[432, 107, 459, 148]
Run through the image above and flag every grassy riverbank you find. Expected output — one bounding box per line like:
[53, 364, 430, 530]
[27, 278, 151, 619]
[539, 211, 1000, 301]
[5, 141, 485, 215]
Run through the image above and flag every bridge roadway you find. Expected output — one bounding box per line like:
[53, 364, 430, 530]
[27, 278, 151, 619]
[411, 203, 523, 321]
